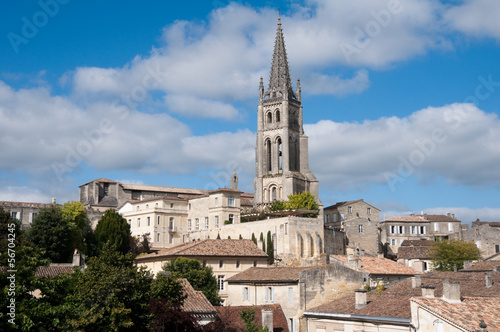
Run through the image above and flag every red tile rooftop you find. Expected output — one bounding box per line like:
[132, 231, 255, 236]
[178, 278, 215, 314]
[331, 255, 419, 275]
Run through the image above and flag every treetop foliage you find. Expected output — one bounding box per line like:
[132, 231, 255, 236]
[94, 209, 131, 255]
[430, 238, 482, 271]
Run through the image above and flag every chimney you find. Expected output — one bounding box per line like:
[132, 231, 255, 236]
[410, 213, 415, 217]
[447, 213, 451, 217]
[463, 260, 474, 269]
[493, 266, 500, 272]
[261, 309, 273, 331]
[348, 255, 359, 270]
[442, 280, 461, 303]
[452, 213, 455, 219]
[51, 197, 56, 205]
[421, 285, 435, 298]
[72, 249, 85, 267]
[412, 276, 422, 288]
[355, 289, 368, 309]
[486, 274, 493, 288]
[423, 213, 428, 220]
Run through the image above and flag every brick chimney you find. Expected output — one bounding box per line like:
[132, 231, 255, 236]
[421, 285, 435, 298]
[261, 309, 273, 331]
[442, 280, 461, 303]
[355, 289, 368, 309]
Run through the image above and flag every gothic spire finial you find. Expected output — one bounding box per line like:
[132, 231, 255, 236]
[268, 15, 292, 96]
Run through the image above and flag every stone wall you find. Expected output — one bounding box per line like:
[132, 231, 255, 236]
[453, 224, 500, 258]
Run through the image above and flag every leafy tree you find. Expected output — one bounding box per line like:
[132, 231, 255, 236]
[27, 205, 74, 263]
[65, 243, 153, 331]
[266, 231, 274, 264]
[62, 201, 94, 256]
[269, 200, 286, 211]
[240, 308, 270, 332]
[0, 207, 22, 266]
[164, 257, 222, 306]
[430, 238, 482, 271]
[285, 191, 319, 217]
[94, 209, 131, 254]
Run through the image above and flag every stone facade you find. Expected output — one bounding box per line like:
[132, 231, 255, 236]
[343, 217, 381, 256]
[0, 200, 57, 230]
[253, 16, 319, 209]
[452, 223, 500, 259]
[324, 199, 380, 230]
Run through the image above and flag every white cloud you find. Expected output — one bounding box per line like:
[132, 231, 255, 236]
[444, 0, 500, 40]
[0, 186, 51, 203]
[307, 103, 500, 190]
[165, 94, 239, 119]
[382, 206, 500, 225]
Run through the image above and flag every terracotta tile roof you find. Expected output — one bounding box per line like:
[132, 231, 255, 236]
[137, 239, 268, 262]
[384, 214, 459, 222]
[398, 246, 435, 260]
[331, 255, 419, 275]
[324, 199, 363, 210]
[36, 265, 75, 277]
[411, 296, 500, 331]
[227, 266, 314, 283]
[472, 220, 500, 228]
[460, 261, 500, 272]
[307, 271, 500, 321]
[178, 278, 216, 314]
[400, 240, 435, 247]
[215, 304, 289, 332]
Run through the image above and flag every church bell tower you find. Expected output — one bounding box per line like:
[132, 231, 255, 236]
[254, 16, 319, 207]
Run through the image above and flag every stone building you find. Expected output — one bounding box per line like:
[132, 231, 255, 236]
[452, 221, 500, 259]
[253, 15, 319, 209]
[0, 199, 58, 230]
[397, 240, 435, 273]
[323, 199, 380, 229]
[380, 214, 461, 257]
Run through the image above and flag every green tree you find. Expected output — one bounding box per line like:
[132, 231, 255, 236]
[260, 232, 265, 252]
[430, 238, 482, 271]
[285, 191, 319, 217]
[62, 201, 94, 256]
[66, 243, 153, 331]
[0, 207, 22, 266]
[27, 205, 74, 263]
[94, 209, 131, 254]
[266, 231, 274, 264]
[240, 308, 270, 332]
[251, 233, 257, 245]
[164, 257, 222, 306]
[269, 200, 286, 211]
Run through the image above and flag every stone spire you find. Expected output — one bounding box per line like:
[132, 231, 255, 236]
[268, 15, 293, 97]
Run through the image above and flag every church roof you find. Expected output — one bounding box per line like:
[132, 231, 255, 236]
[267, 15, 294, 97]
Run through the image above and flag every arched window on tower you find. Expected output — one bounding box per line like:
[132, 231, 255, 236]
[277, 137, 282, 171]
[275, 109, 280, 122]
[272, 186, 277, 201]
[267, 112, 272, 124]
[266, 139, 272, 172]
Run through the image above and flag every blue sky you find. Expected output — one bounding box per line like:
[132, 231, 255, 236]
[1, 0, 500, 223]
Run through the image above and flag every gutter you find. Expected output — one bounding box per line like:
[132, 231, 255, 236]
[303, 311, 410, 325]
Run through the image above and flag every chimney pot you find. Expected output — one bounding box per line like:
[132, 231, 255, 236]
[421, 285, 435, 298]
[261, 309, 273, 331]
[355, 289, 368, 309]
[442, 280, 461, 303]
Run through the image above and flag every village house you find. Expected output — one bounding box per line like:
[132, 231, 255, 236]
[134, 239, 269, 304]
[323, 199, 380, 230]
[453, 220, 500, 259]
[225, 264, 366, 332]
[397, 240, 436, 273]
[0, 199, 58, 230]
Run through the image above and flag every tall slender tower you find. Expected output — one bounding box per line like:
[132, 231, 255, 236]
[254, 16, 319, 207]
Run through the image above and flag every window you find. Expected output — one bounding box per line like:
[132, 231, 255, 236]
[340, 214, 345, 221]
[218, 276, 225, 291]
[496, 245, 500, 253]
[157, 216, 161, 225]
[288, 287, 293, 303]
[289, 318, 296, 332]
[228, 214, 234, 224]
[236, 260, 240, 268]
[419, 226, 426, 234]
[188, 203, 191, 210]
[348, 206, 352, 214]
[219, 260, 223, 268]
[10, 211, 18, 219]
[253, 260, 257, 267]
[156, 233, 160, 242]
[333, 214, 338, 222]
[398, 225, 404, 234]
[195, 218, 199, 231]
[390, 225, 396, 234]
[358, 225, 363, 233]
[136, 205, 140, 211]
[367, 207, 371, 215]
[276, 109, 280, 122]
[265, 287, 274, 302]
[215, 197, 219, 206]
[325, 215, 330, 223]
[215, 216, 219, 229]
[390, 238, 397, 246]
[448, 223, 453, 232]
[138, 218, 141, 227]
[267, 112, 272, 123]
[188, 219, 192, 232]
[170, 203, 174, 208]
[169, 234, 173, 244]
[242, 287, 250, 301]
[410, 226, 416, 234]
[169, 217, 174, 231]
[228, 196, 234, 207]
[205, 217, 209, 230]
[434, 223, 439, 232]
[147, 217, 151, 226]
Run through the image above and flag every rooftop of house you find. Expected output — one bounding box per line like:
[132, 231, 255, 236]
[215, 304, 289, 332]
[306, 271, 500, 321]
[331, 255, 419, 275]
[35, 265, 76, 278]
[324, 199, 379, 211]
[397, 245, 435, 260]
[136, 239, 268, 262]
[382, 214, 459, 223]
[0, 201, 57, 209]
[400, 240, 436, 247]
[471, 220, 500, 228]
[177, 278, 216, 315]
[226, 266, 315, 283]
[460, 260, 500, 272]
[411, 296, 500, 331]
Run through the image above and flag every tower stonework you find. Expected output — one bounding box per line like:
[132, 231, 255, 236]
[254, 16, 319, 208]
